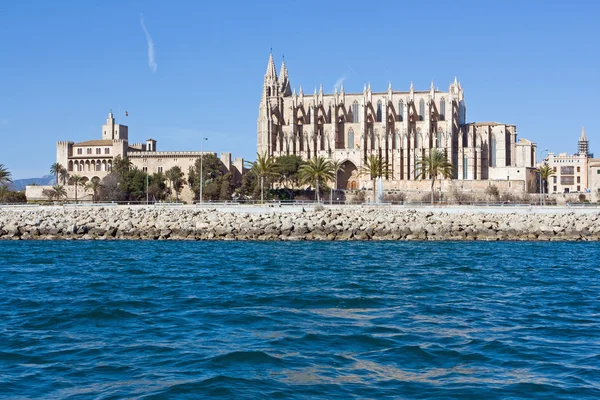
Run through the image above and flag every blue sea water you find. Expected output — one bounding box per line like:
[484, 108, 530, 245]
[0, 241, 599, 399]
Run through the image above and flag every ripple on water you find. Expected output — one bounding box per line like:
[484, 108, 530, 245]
[1, 241, 600, 399]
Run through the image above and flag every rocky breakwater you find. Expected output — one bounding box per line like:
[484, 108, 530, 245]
[1, 207, 600, 241]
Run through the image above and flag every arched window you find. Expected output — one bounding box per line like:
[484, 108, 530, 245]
[96, 161, 101, 171]
[347, 129, 354, 149]
[419, 99, 425, 121]
[376, 101, 382, 122]
[398, 101, 404, 121]
[490, 136, 497, 167]
[437, 131, 443, 147]
[440, 98, 445, 121]
[307, 108, 311, 124]
[352, 101, 359, 123]
[68, 161, 73, 172]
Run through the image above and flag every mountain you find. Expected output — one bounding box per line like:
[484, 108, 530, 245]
[9, 175, 55, 191]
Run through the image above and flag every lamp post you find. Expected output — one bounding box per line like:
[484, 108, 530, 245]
[199, 137, 208, 204]
[539, 148, 548, 206]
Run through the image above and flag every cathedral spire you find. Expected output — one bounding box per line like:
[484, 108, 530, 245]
[265, 52, 277, 80]
[580, 126, 588, 141]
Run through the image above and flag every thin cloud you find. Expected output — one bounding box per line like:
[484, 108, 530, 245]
[332, 76, 347, 92]
[139, 13, 157, 73]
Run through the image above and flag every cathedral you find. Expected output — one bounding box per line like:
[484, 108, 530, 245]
[257, 53, 537, 192]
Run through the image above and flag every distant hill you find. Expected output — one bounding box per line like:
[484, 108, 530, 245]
[9, 175, 55, 191]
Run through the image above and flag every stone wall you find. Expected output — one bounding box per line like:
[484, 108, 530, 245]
[1, 206, 599, 241]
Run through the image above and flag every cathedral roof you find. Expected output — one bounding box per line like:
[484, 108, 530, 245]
[73, 140, 114, 147]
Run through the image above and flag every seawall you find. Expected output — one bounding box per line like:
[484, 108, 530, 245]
[1, 205, 599, 241]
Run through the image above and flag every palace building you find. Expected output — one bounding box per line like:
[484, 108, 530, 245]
[257, 53, 537, 193]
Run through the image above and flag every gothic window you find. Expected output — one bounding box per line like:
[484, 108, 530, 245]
[347, 129, 354, 149]
[77, 148, 82, 155]
[307, 108, 311, 124]
[96, 148, 101, 155]
[352, 101, 359, 123]
[419, 99, 425, 121]
[415, 132, 420, 148]
[490, 136, 497, 167]
[463, 155, 468, 179]
[105, 148, 110, 154]
[376, 101, 382, 122]
[440, 99, 445, 121]
[437, 131, 443, 147]
[398, 101, 403, 121]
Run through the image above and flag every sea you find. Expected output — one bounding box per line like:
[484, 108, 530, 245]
[0, 241, 599, 399]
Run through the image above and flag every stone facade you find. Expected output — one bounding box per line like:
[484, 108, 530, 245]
[257, 53, 537, 192]
[53, 111, 246, 202]
[545, 128, 590, 194]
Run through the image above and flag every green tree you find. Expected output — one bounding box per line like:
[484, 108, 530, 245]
[68, 175, 86, 202]
[538, 164, 555, 204]
[275, 155, 304, 197]
[50, 162, 63, 185]
[53, 185, 67, 200]
[416, 149, 454, 205]
[0, 164, 12, 187]
[247, 152, 279, 203]
[165, 166, 186, 201]
[148, 172, 168, 202]
[112, 155, 133, 176]
[187, 154, 226, 201]
[86, 177, 102, 203]
[59, 167, 69, 185]
[298, 156, 335, 202]
[359, 154, 389, 202]
[0, 185, 8, 202]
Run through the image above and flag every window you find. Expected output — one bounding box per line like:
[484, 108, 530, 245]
[105, 148, 110, 154]
[553, 176, 557, 183]
[553, 167, 557, 172]
[347, 129, 354, 149]
[158, 166, 163, 173]
[376, 101, 382, 122]
[561, 166, 574, 175]
[577, 176, 581, 183]
[77, 148, 82, 155]
[307, 108, 311, 124]
[577, 166, 580, 172]
[490, 136, 497, 167]
[561, 176, 574, 185]
[398, 101, 404, 121]
[352, 101, 359, 123]
[440, 99, 445, 121]
[577, 186, 581, 191]
[437, 131, 443, 148]
[86, 148, 92, 155]
[463, 155, 468, 179]
[96, 148, 101, 154]
[419, 99, 425, 121]
[142, 167, 148, 172]
[597, 170, 600, 174]
[553, 186, 557, 192]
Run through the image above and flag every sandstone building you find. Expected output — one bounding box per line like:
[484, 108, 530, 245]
[546, 127, 591, 194]
[51, 111, 245, 202]
[257, 53, 537, 194]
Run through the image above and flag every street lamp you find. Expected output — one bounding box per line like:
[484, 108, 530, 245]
[539, 148, 548, 206]
[199, 137, 208, 204]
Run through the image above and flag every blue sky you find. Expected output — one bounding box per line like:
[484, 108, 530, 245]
[0, 0, 598, 179]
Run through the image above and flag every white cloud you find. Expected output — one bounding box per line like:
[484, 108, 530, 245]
[139, 14, 157, 73]
[332, 76, 346, 92]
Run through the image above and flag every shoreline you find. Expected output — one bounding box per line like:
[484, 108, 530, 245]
[1, 206, 599, 241]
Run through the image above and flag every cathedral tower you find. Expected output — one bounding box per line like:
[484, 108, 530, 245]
[578, 126, 589, 156]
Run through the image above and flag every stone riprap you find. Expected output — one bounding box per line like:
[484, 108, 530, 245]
[1, 206, 600, 241]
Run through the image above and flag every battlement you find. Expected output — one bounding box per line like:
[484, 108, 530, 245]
[128, 151, 216, 158]
[130, 143, 147, 151]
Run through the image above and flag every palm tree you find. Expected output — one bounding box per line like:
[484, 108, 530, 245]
[0, 185, 8, 202]
[538, 164, 555, 205]
[53, 185, 67, 200]
[69, 175, 85, 202]
[247, 152, 279, 203]
[298, 156, 335, 202]
[165, 166, 185, 201]
[0, 164, 12, 187]
[86, 177, 102, 203]
[359, 154, 389, 202]
[329, 159, 345, 203]
[416, 149, 454, 205]
[50, 162, 63, 185]
[59, 168, 69, 185]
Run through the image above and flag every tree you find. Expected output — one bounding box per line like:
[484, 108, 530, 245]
[275, 155, 304, 197]
[187, 154, 226, 201]
[485, 184, 500, 202]
[148, 172, 168, 202]
[68, 175, 86, 202]
[0, 185, 8, 202]
[298, 156, 335, 202]
[359, 155, 389, 202]
[59, 168, 69, 185]
[416, 149, 454, 205]
[86, 177, 102, 203]
[0, 164, 12, 187]
[165, 166, 186, 201]
[113, 155, 133, 177]
[538, 164, 555, 204]
[50, 162, 63, 185]
[247, 152, 279, 203]
[330, 159, 345, 203]
[53, 185, 67, 200]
